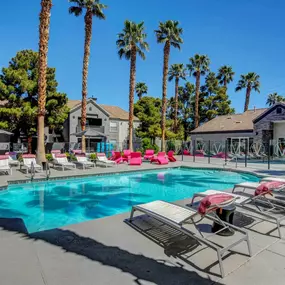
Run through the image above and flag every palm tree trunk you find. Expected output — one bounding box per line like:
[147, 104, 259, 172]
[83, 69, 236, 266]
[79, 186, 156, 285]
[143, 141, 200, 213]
[128, 46, 137, 151]
[244, 85, 251, 112]
[28, 136, 33, 154]
[81, 9, 93, 153]
[37, 0, 52, 164]
[174, 76, 179, 133]
[194, 71, 201, 129]
[183, 118, 188, 141]
[161, 41, 170, 151]
[224, 79, 227, 89]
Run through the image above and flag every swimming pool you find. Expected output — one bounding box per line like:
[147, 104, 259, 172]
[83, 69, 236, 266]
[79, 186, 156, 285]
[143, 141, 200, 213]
[0, 168, 259, 233]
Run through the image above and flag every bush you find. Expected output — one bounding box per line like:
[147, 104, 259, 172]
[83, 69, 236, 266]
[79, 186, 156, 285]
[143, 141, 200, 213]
[138, 138, 159, 154]
[69, 154, 76, 161]
[18, 154, 23, 162]
[166, 140, 176, 152]
[90, 153, 97, 160]
[46, 154, 53, 162]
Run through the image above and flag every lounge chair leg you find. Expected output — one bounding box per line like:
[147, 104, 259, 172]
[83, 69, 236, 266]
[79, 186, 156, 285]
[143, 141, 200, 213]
[217, 249, 225, 278]
[246, 233, 253, 257]
[277, 221, 282, 239]
[129, 208, 136, 222]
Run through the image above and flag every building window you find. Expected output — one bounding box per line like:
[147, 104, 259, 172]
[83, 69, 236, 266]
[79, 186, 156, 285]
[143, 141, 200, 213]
[277, 107, 282, 114]
[89, 107, 92, 111]
[110, 122, 118, 132]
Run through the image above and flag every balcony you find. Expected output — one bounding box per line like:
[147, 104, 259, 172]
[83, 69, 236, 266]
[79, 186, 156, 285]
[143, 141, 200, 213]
[76, 125, 105, 134]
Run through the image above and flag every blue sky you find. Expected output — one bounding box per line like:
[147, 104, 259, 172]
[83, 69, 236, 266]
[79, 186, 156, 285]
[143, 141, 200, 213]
[0, 0, 284, 113]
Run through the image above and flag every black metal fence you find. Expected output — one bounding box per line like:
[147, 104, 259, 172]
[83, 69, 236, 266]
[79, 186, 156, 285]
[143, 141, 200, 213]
[179, 139, 284, 170]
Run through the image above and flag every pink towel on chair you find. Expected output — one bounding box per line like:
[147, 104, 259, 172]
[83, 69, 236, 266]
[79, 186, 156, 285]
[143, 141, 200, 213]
[255, 182, 285, 196]
[55, 154, 67, 158]
[0, 155, 9, 160]
[22, 154, 36, 158]
[198, 194, 234, 215]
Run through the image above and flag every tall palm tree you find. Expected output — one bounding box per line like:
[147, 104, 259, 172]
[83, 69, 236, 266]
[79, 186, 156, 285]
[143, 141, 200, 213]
[155, 20, 183, 151]
[135, 82, 148, 100]
[187, 54, 210, 128]
[217, 65, 234, 88]
[69, 0, 107, 152]
[37, 0, 52, 164]
[235, 72, 260, 112]
[168, 63, 186, 132]
[266, 92, 284, 106]
[117, 21, 149, 151]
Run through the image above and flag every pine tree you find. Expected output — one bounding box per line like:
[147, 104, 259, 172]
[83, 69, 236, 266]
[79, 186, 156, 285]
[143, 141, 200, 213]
[0, 50, 69, 153]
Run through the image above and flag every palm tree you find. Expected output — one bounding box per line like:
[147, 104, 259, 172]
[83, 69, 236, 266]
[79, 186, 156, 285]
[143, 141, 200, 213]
[168, 64, 186, 132]
[135, 82, 148, 100]
[235, 72, 260, 112]
[266, 92, 284, 106]
[187, 54, 210, 128]
[217, 65, 234, 88]
[155, 20, 183, 151]
[37, 0, 52, 164]
[69, 0, 107, 152]
[117, 21, 149, 151]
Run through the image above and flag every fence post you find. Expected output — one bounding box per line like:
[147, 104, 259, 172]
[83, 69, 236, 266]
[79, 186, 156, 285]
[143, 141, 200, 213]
[245, 140, 248, 168]
[225, 140, 228, 165]
[181, 141, 184, 161]
[193, 140, 196, 163]
[208, 140, 211, 164]
[268, 140, 270, 170]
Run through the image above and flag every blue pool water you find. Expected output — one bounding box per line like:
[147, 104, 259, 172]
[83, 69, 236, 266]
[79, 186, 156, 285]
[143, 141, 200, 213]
[0, 168, 259, 233]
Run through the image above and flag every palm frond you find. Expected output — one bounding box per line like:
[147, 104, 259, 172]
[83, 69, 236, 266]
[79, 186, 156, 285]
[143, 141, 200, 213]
[91, 1, 107, 19]
[187, 54, 210, 78]
[155, 20, 183, 49]
[116, 20, 149, 61]
[69, 6, 83, 16]
[137, 49, 146, 60]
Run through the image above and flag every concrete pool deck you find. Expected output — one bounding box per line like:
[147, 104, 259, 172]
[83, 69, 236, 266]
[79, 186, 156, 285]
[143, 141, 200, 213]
[0, 159, 285, 284]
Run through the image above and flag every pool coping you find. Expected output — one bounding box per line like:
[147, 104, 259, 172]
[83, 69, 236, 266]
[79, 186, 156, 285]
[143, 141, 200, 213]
[0, 164, 264, 191]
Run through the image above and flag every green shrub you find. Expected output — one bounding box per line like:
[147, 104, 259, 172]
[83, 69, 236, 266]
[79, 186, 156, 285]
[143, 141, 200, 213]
[46, 154, 53, 162]
[69, 154, 76, 161]
[18, 154, 23, 162]
[90, 153, 97, 160]
[166, 140, 176, 152]
[139, 138, 159, 154]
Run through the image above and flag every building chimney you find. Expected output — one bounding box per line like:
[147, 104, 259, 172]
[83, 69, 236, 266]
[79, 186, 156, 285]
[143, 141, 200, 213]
[90, 95, 97, 101]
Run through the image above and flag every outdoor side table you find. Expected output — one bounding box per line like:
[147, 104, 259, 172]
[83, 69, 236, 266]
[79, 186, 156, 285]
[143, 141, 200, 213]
[212, 205, 236, 236]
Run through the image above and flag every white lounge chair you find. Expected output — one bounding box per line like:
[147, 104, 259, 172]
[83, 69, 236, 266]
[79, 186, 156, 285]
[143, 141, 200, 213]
[233, 181, 285, 194]
[129, 200, 252, 278]
[75, 154, 95, 169]
[53, 154, 76, 171]
[191, 190, 285, 239]
[51, 150, 61, 159]
[96, 153, 115, 167]
[21, 155, 42, 174]
[0, 155, 12, 175]
[5, 152, 19, 167]
[261, 177, 285, 183]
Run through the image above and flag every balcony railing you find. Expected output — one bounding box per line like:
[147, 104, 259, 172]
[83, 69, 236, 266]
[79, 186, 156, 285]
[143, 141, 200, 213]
[76, 125, 105, 133]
